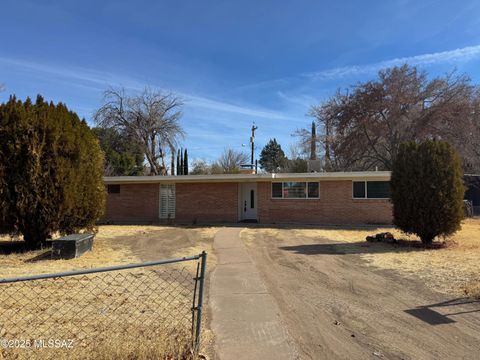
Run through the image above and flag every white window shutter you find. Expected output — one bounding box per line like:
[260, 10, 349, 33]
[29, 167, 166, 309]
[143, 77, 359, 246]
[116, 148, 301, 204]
[159, 184, 175, 219]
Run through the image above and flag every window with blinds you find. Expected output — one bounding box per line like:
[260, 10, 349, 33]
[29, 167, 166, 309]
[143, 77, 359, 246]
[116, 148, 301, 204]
[271, 182, 320, 199]
[352, 181, 390, 199]
[159, 184, 176, 219]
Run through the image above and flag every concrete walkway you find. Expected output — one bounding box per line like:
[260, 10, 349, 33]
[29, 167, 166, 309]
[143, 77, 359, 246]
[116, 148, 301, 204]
[209, 227, 297, 360]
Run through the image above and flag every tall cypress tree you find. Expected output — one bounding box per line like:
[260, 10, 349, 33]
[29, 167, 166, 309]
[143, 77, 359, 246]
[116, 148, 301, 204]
[310, 121, 317, 160]
[180, 148, 184, 175]
[176, 149, 181, 176]
[184, 148, 189, 175]
[170, 150, 175, 176]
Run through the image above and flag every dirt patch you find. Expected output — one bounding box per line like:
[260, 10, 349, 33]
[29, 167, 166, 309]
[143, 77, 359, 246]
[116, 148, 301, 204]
[242, 218, 480, 296]
[241, 226, 480, 360]
[102, 225, 218, 269]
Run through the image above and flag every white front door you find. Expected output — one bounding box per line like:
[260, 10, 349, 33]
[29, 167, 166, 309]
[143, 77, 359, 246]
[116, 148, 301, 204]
[240, 183, 257, 221]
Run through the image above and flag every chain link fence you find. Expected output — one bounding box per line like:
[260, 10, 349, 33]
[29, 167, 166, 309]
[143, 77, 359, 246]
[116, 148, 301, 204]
[0, 252, 207, 360]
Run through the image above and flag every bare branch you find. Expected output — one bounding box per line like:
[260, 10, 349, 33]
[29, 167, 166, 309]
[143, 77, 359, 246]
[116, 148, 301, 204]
[310, 64, 480, 171]
[94, 87, 185, 175]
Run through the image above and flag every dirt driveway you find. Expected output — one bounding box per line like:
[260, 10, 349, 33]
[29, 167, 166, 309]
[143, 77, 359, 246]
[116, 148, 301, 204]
[241, 229, 480, 360]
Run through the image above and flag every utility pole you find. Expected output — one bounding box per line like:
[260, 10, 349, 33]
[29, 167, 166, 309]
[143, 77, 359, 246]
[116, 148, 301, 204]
[250, 123, 258, 172]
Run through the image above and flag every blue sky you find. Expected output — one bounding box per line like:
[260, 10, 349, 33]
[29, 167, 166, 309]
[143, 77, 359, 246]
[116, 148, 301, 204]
[1, 0, 480, 162]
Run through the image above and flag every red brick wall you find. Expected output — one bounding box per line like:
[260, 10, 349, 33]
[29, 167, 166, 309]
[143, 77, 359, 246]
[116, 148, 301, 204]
[257, 181, 392, 224]
[102, 180, 392, 225]
[176, 182, 238, 223]
[102, 184, 159, 223]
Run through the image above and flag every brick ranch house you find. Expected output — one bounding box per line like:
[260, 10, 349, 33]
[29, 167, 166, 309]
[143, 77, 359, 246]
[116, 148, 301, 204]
[102, 171, 393, 225]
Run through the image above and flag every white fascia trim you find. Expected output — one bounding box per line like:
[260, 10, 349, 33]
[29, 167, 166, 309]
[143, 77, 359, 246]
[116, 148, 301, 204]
[103, 171, 391, 184]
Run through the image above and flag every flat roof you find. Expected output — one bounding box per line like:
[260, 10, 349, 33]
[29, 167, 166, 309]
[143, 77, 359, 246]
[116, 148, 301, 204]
[103, 171, 391, 184]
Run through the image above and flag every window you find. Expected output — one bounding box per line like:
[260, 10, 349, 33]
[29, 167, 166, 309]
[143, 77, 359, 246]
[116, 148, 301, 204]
[353, 182, 365, 198]
[272, 182, 283, 198]
[271, 182, 320, 199]
[308, 182, 319, 198]
[284, 182, 306, 198]
[107, 184, 120, 194]
[353, 181, 390, 199]
[367, 181, 390, 198]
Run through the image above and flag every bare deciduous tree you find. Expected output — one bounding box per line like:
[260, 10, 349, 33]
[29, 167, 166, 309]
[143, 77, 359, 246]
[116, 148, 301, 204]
[310, 64, 480, 172]
[214, 148, 249, 174]
[94, 87, 185, 175]
[190, 159, 210, 175]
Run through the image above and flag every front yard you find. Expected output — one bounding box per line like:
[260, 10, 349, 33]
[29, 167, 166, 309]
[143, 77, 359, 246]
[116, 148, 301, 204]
[241, 218, 480, 359]
[0, 226, 217, 360]
[243, 217, 480, 298]
[1, 219, 479, 359]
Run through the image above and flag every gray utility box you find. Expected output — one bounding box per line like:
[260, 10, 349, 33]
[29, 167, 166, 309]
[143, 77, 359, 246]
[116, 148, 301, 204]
[51, 233, 94, 259]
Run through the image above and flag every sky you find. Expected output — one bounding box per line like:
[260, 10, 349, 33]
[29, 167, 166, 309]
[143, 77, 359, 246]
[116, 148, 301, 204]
[1, 0, 480, 162]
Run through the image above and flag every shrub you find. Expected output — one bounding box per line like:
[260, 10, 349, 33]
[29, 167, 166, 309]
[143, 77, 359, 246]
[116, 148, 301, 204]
[0, 95, 105, 248]
[391, 140, 465, 244]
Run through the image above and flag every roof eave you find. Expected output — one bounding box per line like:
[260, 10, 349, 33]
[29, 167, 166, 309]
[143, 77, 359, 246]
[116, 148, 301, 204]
[103, 171, 391, 184]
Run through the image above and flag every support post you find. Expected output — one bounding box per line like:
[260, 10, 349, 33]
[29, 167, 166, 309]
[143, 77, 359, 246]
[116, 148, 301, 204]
[194, 251, 207, 353]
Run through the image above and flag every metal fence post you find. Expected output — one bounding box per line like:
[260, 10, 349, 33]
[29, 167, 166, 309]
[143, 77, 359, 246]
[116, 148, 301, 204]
[194, 251, 207, 353]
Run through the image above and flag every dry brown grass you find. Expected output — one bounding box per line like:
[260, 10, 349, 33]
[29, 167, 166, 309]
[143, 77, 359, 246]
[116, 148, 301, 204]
[464, 281, 480, 299]
[0, 237, 138, 279]
[1, 321, 196, 360]
[242, 218, 480, 297]
[0, 225, 217, 360]
[0, 225, 217, 278]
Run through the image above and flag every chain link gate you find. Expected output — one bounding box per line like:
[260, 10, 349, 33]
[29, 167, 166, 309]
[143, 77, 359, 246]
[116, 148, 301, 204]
[0, 251, 207, 360]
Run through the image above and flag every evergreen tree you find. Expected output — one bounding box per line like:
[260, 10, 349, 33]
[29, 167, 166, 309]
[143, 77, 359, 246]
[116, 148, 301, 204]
[184, 148, 189, 175]
[259, 138, 287, 173]
[285, 158, 308, 173]
[310, 121, 317, 160]
[180, 148, 184, 175]
[176, 149, 181, 176]
[391, 140, 465, 244]
[0, 95, 105, 248]
[92, 127, 144, 176]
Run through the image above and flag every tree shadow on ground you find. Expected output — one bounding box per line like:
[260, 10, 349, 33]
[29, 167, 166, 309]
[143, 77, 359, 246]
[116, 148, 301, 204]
[0, 240, 52, 257]
[0, 240, 30, 255]
[405, 297, 480, 325]
[279, 240, 446, 256]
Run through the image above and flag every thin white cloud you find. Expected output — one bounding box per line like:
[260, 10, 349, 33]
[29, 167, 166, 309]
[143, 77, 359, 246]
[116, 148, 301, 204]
[186, 95, 296, 121]
[0, 56, 137, 89]
[304, 44, 480, 80]
[0, 56, 295, 121]
[276, 91, 316, 108]
[236, 44, 480, 91]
